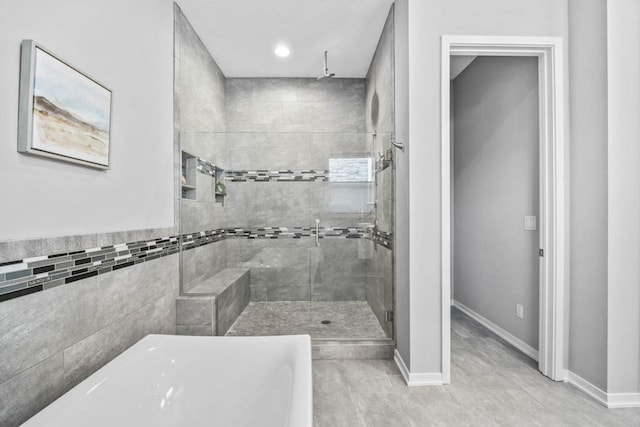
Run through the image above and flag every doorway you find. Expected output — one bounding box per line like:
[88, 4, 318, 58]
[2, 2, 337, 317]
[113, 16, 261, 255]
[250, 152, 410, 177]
[440, 36, 567, 383]
[451, 55, 541, 362]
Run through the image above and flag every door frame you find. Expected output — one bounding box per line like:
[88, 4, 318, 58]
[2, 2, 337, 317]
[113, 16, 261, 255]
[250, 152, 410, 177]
[440, 36, 567, 382]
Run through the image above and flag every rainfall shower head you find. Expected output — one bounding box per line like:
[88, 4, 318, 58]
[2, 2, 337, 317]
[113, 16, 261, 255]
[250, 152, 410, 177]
[317, 51, 335, 80]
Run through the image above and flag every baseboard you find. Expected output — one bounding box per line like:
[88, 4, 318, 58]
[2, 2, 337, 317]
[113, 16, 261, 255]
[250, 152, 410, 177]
[394, 350, 444, 386]
[607, 393, 640, 408]
[452, 300, 539, 361]
[567, 370, 640, 408]
[566, 370, 608, 407]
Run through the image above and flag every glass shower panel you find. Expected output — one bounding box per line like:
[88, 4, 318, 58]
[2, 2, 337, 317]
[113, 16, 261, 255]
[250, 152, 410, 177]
[178, 131, 227, 295]
[309, 152, 380, 339]
[364, 4, 396, 340]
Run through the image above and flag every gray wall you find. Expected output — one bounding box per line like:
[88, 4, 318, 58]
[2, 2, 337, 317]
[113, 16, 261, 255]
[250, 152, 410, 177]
[182, 242, 227, 292]
[0, 235, 178, 427]
[605, 0, 640, 395]
[567, 0, 608, 391]
[365, 6, 395, 338]
[394, 0, 568, 376]
[452, 57, 540, 350]
[224, 78, 371, 301]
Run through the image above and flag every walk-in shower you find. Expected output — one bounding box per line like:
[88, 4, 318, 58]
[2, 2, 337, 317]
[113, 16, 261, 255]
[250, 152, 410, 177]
[174, 2, 396, 357]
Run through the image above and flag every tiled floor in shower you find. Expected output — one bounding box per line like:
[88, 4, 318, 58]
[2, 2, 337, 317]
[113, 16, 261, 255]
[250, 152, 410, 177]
[226, 301, 389, 339]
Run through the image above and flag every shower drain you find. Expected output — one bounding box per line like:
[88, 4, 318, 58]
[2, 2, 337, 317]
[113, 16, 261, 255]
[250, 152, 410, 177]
[320, 320, 331, 325]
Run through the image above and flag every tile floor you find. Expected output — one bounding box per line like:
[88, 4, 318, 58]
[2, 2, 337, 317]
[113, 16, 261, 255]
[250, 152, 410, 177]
[226, 301, 388, 339]
[312, 307, 640, 426]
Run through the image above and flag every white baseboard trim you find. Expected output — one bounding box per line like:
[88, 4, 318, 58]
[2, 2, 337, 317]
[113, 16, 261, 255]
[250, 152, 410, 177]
[394, 350, 444, 386]
[452, 300, 539, 361]
[607, 393, 640, 408]
[566, 370, 608, 407]
[566, 370, 640, 408]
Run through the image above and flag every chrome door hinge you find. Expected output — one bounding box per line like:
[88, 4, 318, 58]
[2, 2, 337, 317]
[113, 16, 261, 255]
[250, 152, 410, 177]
[385, 310, 394, 322]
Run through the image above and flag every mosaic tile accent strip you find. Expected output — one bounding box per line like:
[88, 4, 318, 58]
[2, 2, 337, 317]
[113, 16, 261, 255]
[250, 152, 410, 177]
[181, 229, 226, 250]
[0, 237, 180, 303]
[226, 226, 367, 239]
[372, 230, 393, 250]
[0, 225, 392, 303]
[225, 170, 329, 182]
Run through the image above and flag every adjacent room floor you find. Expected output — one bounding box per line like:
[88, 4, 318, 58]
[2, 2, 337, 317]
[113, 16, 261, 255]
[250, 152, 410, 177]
[312, 307, 640, 426]
[226, 301, 388, 339]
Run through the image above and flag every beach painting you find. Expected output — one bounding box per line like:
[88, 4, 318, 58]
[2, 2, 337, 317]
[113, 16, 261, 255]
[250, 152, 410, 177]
[18, 40, 112, 169]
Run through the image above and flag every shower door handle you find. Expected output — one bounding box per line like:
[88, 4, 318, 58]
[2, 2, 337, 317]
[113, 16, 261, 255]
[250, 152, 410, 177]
[315, 219, 320, 247]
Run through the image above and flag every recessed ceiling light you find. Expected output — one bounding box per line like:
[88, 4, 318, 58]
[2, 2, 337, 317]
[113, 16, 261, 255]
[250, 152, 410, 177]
[275, 45, 290, 57]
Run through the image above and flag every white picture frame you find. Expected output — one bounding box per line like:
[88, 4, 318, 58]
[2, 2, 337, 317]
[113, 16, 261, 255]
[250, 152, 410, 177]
[17, 40, 112, 169]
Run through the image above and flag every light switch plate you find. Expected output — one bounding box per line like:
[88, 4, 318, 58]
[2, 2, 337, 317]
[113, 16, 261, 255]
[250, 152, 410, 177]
[524, 216, 537, 231]
[516, 304, 524, 319]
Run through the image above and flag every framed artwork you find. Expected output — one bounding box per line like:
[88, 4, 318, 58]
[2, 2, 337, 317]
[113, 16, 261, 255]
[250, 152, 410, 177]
[17, 40, 112, 169]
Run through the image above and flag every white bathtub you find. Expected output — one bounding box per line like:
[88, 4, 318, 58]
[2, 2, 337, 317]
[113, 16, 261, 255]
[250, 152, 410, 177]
[23, 334, 312, 427]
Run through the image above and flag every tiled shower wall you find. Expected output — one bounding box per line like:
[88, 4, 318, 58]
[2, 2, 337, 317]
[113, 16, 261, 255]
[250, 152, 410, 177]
[365, 6, 396, 337]
[175, 6, 227, 290]
[224, 78, 375, 301]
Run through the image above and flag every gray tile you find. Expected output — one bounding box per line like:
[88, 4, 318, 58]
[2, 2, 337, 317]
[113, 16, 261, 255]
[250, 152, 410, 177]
[348, 372, 393, 394]
[313, 388, 360, 427]
[62, 316, 137, 389]
[226, 78, 252, 101]
[176, 324, 214, 336]
[351, 392, 410, 427]
[63, 291, 175, 389]
[96, 231, 128, 248]
[267, 281, 310, 301]
[251, 78, 298, 102]
[217, 270, 250, 335]
[41, 234, 99, 255]
[317, 102, 365, 133]
[313, 341, 394, 360]
[176, 297, 215, 326]
[0, 239, 42, 264]
[177, 9, 226, 134]
[308, 307, 640, 426]
[0, 354, 65, 427]
[182, 241, 227, 291]
[282, 101, 323, 131]
[181, 132, 226, 168]
[0, 276, 99, 384]
[226, 100, 282, 127]
[95, 254, 178, 328]
[227, 301, 388, 340]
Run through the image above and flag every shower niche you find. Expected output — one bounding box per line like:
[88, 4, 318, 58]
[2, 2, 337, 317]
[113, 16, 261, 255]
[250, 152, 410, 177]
[174, 2, 396, 356]
[181, 150, 226, 204]
[180, 151, 197, 200]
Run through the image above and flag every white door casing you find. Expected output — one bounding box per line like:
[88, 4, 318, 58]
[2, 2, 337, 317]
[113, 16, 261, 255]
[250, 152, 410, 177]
[441, 36, 567, 383]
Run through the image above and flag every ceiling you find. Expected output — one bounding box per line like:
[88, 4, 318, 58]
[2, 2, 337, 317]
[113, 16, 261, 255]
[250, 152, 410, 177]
[176, 0, 395, 78]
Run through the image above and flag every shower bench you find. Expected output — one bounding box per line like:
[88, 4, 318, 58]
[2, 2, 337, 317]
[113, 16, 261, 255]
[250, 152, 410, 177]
[176, 267, 250, 336]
